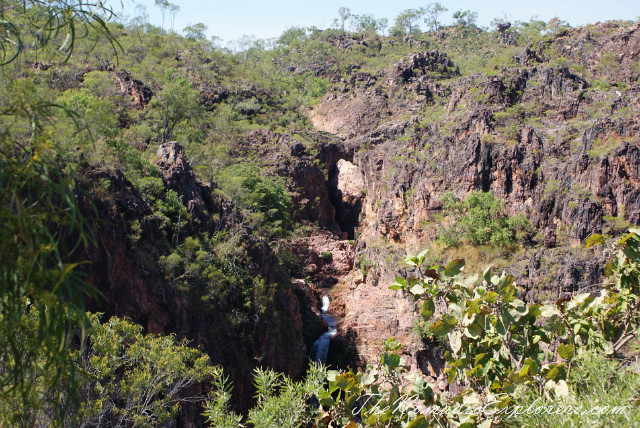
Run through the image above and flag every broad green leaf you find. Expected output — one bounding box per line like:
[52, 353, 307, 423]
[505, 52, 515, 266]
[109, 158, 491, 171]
[540, 305, 559, 318]
[523, 358, 539, 375]
[495, 316, 507, 337]
[618, 232, 635, 246]
[474, 353, 488, 365]
[465, 324, 481, 339]
[447, 368, 456, 383]
[410, 283, 425, 296]
[545, 364, 566, 381]
[390, 276, 406, 290]
[320, 397, 336, 407]
[485, 291, 498, 304]
[406, 415, 429, 428]
[445, 259, 465, 277]
[456, 273, 479, 288]
[483, 266, 492, 283]
[449, 303, 463, 319]
[421, 299, 435, 320]
[430, 315, 458, 336]
[416, 249, 429, 266]
[450, 330, 462, 354]
[382, 353, 400, 371]
[327, 370, 339, 381]
[334, 373, 359, 392]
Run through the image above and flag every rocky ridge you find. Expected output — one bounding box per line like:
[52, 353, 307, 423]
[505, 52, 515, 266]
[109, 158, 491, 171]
[73, 142, 324, 414]
[302, 22, 640, 378]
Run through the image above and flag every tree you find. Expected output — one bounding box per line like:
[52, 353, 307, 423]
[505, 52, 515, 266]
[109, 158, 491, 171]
[391, 8, 426, 36]
[425, 2, 447, 31]
[183, 22, 208, 41]
[149, 74, 202, 143]
[154, 0, 178, 32]
[351, 13, 388, 36]
[73, 315, 215, 427]
[0, 2, 119, 425]
[452, 9, 478, 28]
[169, 3, 180, 31]
[337, 7, 351, 33]
[0, 314, 216, 427]
[276, 26, 307, 47]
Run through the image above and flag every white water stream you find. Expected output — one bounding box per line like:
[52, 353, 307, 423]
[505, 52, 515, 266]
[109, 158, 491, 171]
[312, 295, 338, 363]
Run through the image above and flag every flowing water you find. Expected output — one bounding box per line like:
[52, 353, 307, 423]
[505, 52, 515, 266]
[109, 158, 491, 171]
[312, 295, 337, 363]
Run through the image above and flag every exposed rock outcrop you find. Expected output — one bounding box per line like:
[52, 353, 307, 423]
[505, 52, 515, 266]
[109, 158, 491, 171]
[115, 70, 154, 109]
[73, 143, 321, 415]
[306, 24, 640, 375]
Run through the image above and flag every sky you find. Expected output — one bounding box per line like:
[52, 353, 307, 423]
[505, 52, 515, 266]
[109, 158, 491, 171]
[107, 1, 640, 47]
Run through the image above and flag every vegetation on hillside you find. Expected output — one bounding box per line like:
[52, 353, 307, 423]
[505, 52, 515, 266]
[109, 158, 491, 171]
[204, 230, 640, 427]
[1, 0, 639, 426]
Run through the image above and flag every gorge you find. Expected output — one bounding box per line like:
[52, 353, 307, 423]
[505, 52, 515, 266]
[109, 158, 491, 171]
[2, 3, 640, 426]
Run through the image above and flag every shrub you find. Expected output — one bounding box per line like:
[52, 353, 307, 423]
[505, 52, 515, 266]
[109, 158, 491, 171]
[437, 190, 531, 246]
[321, 251, 333, 262]
[217, 163, 291, 237]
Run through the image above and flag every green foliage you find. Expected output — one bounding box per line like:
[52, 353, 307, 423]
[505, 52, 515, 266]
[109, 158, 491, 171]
[424, 2, 448, 32]
[0, 0, 121, 66]
[391, 8, 426, 36]
[149, 73, 203, 143]
[321, 251, 333, 261]
[74, 314, 214, 427]
[0, 312, 215, 427]
[515, 351, 640, 427]
[437, 190, 531, 246]
[205, 363, 326, 428]
[0, 2, 121, 422]
[452, 9, 479, 28]
[389, 232, 640, 425]
[350, 13, 388, 37]
[217, 163, 291, 237]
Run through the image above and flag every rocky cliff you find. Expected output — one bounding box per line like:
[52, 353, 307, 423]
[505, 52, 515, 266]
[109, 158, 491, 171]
[301, 22, 640, 378]
[73, 142, 324, 414]
[63, 18, 640, 416]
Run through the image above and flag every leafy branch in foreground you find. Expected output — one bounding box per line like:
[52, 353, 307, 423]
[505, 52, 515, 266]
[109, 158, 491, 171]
[0, 0, 122, 65]
[391, 229, 640, 426]
[0, 1, 123, 425]
[202, 231, 639, 427]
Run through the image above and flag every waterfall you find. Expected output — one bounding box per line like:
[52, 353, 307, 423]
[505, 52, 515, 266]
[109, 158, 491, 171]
[312, 295, 338, 363]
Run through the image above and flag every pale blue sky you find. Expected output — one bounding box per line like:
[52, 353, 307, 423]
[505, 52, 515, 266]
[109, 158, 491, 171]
[108, 1, 640, 46]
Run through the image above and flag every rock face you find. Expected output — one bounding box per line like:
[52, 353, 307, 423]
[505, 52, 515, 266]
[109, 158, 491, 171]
[65, 20, 640, 419]
[329, 159, 365, 238]
[233, 130, 340, 231]
[305, 22, 640, 375]
[73, 143, 321, 416]
[156, 142, 218, 223]
[115, 70, 154, 109]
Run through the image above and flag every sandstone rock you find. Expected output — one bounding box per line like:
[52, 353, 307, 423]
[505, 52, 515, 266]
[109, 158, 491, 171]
[306, 27, 640, 379]
[115, 70, 153, 109]
[329, 159, 365, 238]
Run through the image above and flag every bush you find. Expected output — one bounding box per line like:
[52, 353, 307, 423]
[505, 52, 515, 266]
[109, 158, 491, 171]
[437, 190, 531, 246]
[202, 231, 640, 427]
[217, 163, 291, 237]
[321, 251, 333, 262]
